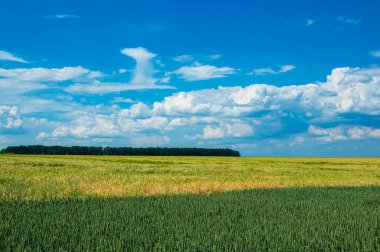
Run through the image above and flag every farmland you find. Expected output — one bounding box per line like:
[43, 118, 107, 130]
[0, 155, 380, 251]
[1, 155, 380, 200]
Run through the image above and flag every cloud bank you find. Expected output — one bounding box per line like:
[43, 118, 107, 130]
[1, 46, 379, 155]
[37, 66, 380, 153]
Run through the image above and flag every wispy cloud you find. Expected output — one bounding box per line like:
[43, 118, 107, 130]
[370, 50, 380, 58]
[173, 54, 221, 63]
[0, 66, 102, 82]
[304, 19, 315, 26]
[248, 65, 296, 75]
[207, 54, 221, 60]
[45, 14, 81, 19]
[65, 81, 174, 95]
[337, 16, 361, 25]
[173, 63, 236, 81]
[173, 54, 195, 63]
[112, 97, 136, 104]
[0, 50, 28, 63]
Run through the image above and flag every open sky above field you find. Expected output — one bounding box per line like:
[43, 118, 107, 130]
[0, 0, 380, 156]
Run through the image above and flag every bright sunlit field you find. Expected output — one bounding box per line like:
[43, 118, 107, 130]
[1, 155, 380, 200]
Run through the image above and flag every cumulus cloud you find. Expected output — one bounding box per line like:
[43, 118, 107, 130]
[202, 125, 225, 139]
[0, 50, 28, 63]
[201, 123, 253, 139]
[0, 106, 23, 131]
[173, 64, 236, 81]
[43, 66, 380, 146]
[248, 65, 296, 75]
[309, 125, 380, 142]
[36, 132, 49, 140]
[308, 125, 347, 142]
[2, 53, 379, 154]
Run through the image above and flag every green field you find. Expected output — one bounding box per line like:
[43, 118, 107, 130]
[1, 155, 380, 251]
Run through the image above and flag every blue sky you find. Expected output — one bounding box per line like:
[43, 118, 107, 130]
[1, 0, 380, 156]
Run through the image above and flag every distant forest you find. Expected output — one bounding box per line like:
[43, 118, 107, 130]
[0, 145, 241, 157]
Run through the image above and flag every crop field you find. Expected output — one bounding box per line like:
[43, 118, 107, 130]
[0, 155, 380, 251]
[1, 155, 380, 200]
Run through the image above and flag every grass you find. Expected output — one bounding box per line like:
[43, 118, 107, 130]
[0, 155, 380, 200]
[1, 187, 379, 251]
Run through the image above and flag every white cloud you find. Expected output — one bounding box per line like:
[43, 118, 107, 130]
[289, 136, 305, 146]
[57, 66, 380, 139]
[112, 97, 136, 104]
[173, 54, 195, 63]
[66, 81, 174, 95]
[173, 64, 236, 81]
[0, 66, 102, 82]
[370, 50, 380, 58]
[199, 122, 254, 139]
[249, 65, 296, 75]
[0, 50, 28, 63]
[173, 54, 221, 63]
[0, 79, 47, 97]
[309, 125, 380, 142]
[0, 66, 104, 113]
[308, 125, 347, 142]
[0, 48, 175, 115]
[207, 54, 221, 60]
[121, 47, 157, 85]
[347, 126, 380, 139]
[202, 125, 225, 139]
[305, 19, 315, 26]
[279, 65, 296, 72]
[36, 132, 49, 140]
[226, 123, 254, 137]
[0, 106, 22, 130]
[7, 63, 380, 151]
[337, 16, 361, 25]
[150, 66, 380, 138]
[45, 14, 81, 19]
[65, 47, 174, 94]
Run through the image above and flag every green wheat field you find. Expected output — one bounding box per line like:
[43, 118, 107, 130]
[1, 155, 380, 251]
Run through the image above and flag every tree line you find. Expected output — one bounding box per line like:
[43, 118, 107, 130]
[0, 145, 241, 157]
